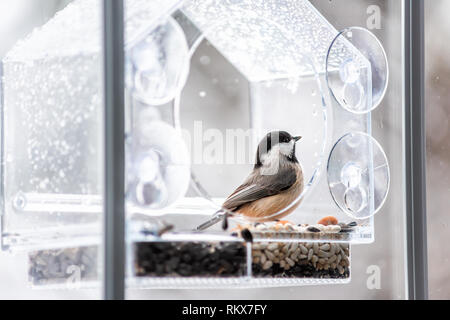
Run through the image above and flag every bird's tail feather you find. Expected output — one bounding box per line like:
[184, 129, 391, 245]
[196, 211, 228, 231]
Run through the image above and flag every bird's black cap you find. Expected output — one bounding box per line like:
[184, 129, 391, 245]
[255, 131, 301, 168]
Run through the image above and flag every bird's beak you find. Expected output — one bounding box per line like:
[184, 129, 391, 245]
[293, 136, 302, 142]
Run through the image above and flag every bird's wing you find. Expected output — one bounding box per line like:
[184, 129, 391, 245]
[222, 165, 297, 211]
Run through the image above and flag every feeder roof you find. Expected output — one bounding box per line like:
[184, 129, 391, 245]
[4, 0, 182, 62]
[182, 0, 364, 82]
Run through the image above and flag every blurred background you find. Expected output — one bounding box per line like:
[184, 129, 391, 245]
[0, 0, 447, 299]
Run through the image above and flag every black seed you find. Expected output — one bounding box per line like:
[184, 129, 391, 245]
[241, 229, 253, 242]
[222, 213, 229, 230]
[307, 226, 321, 233]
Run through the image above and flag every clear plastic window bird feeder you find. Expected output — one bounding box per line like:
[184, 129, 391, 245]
[1, 0, 389, 288]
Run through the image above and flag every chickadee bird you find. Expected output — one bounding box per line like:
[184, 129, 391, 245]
[197, 131, 304, 231]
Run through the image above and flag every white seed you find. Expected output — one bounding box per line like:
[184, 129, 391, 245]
[299, 254, 307, 260]
[290, 242, 299, 253]
[330, 225, 341, 233]
[342, 254, 349, 265]
[286, 257, 295, 267]
[263, 260, 273, 270]
[253, 250, 262, 257]
[330, 244, 336, 256]
[308, 249, 314, 261]
[311, 255, 319, 263]
[260, 254, 267, 264]
[267, 243, 278, 251]
[299, 244, 308, 255]
[337, 264, 344, 274]
[265, 250, 275, 260]
[280, 260, 286, 268]
[318, 250, 329, 258]
[313, 242, 319, 254]
[328, 255, 337, 263]
[320, 243, 330, 251]
[260, 243, 268, 249]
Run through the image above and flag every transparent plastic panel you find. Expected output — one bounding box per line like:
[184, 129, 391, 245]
[0, 0, 395, 293]
[141, 0, 383, 243]
[326, 27, 388, 113]
[129, 16, 190, 106]
[124, 0, 405, 298]
[117, 0, 389, 251]
[0, 0, 102, 299]
[182, 0, 367, 77]
[1, 0, 183, 249]
[328, 132, 390, 219]
[171, 35, 328, 221]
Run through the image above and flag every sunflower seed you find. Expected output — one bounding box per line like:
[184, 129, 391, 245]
[318, 250, 330, 258]
[286, 257, 295, 267]
[308, 249, 314, 261]
[265, 250, 275, 261]
[290, 243, 299, 253]
[262, 260, 273, 270]
[337, 264, 345, 275]
[299, 244, 308, 255]
[260, 254, 267, 264]
[313, 242, 319, 254]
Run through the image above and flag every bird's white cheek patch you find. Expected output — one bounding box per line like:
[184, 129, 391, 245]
[261, 146, 281, 175]
[279, 142, 294, 156]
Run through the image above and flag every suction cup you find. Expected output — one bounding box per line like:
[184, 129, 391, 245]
[129, 17, 189, 106]
[327, 132, 390, 219]
[126, 121, 191, 210]
[326, 27, 388, 114]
